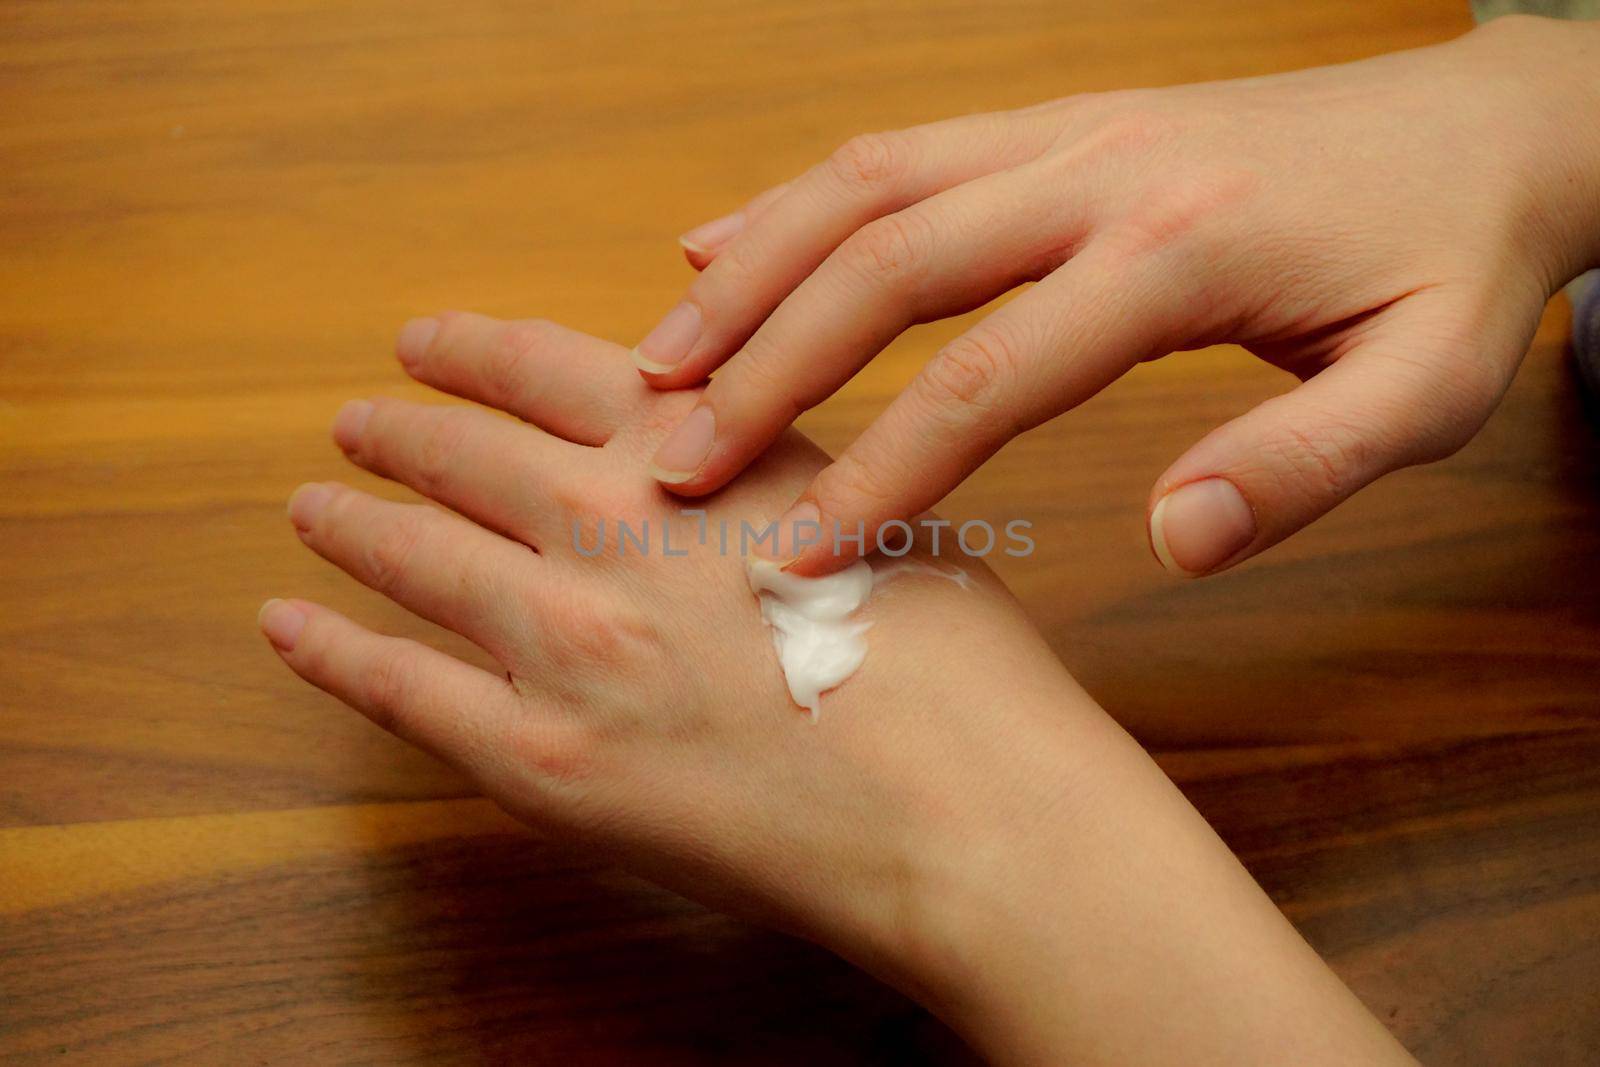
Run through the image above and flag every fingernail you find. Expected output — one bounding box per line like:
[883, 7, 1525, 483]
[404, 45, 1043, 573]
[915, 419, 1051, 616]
[756, 500, 822, 560]
[331, 399, 374, 452]
[678, 210, 745, 254]
[288, 482, 334, 532]
[631, 302, 701, 374]
[648, 405, 715, 483]
[1149, 478, 1256, 576]
[396, 316, 440, 368]
[258, 598, 306, 652]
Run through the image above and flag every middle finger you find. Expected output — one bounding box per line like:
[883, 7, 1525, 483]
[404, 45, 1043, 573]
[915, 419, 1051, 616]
[333, 397, 583, 546]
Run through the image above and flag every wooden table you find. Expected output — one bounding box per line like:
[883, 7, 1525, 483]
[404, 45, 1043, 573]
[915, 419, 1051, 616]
[4, 1, 1597, 1062]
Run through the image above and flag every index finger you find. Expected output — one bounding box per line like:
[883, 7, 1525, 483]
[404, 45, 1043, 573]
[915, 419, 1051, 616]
[631, 107, 1072, 388]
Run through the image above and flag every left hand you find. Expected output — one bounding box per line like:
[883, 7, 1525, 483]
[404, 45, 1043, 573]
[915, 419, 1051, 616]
[260, 312, 1414, 1065]
[260, 310, 1073, 975]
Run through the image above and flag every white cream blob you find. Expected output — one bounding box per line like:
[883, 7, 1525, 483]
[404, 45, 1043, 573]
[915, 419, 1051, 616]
[747, 556, 970, 719]
[747, 558, 874, 719]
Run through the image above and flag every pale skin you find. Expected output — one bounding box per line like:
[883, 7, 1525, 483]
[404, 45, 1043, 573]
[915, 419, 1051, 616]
[261, 315, 1414, 1065]
[634, 15, 1600, 576]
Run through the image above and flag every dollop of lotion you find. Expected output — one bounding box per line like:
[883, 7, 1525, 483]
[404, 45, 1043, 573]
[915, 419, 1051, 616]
[747, 558, 875, 719]
[747, 557, 971, 719]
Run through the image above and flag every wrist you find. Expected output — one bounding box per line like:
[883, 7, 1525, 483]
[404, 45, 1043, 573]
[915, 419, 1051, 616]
[869, 685, 1415, 1065]
[849, 675, 1126, 1060]
[744, 563, 1103, 1004]
[887, 703, 1132, 1062]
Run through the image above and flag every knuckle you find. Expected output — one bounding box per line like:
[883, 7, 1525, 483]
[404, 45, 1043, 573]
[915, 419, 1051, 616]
[916, 329, 1023, 417]
[413, 408, 473, 491]
[1076, 107, 1178, 163]
[1411, 391, 1489, 462]
[826, 131, 911, 192]
[1105, 169, 1258, 262]
[458, 537, 511, 607]
[1388, 398, 1475, 467]
[503, 719, 599, 793]
[485, 319, 552, 403]
[1403, 356, 1503, 463]
[365, 513, 426, 595]
[296, 617, 335, 677]
[630, 389, 701, 439]
[361, 645, 415, 732]
[1358, 343, 1505, 468]
[841, 211, 933, 289]
[554, 477, 650, 537]
[697, 241, 761, 296]
[725, 347, 807, 421]
[547, 590, 656, 675]
[1260, 409, 1371, 504]
[813, 452, 901, 516]
[571, 610, 653, 671]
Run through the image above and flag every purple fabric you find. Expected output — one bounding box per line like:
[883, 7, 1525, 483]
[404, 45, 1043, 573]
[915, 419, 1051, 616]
[1574, 270, 1600, 397]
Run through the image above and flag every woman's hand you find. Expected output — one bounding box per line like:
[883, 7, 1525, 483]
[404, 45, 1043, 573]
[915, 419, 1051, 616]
[635, 15, 1600, 577]
[260, 309, 1082, 976]
[261, 313, 1414, 1064]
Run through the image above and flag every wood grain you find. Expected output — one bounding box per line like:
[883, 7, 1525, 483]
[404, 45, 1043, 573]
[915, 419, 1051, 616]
[4, 0, 1597, 1062]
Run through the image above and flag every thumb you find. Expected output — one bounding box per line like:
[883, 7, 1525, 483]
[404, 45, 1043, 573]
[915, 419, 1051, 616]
[1147, 300, 1534, 577]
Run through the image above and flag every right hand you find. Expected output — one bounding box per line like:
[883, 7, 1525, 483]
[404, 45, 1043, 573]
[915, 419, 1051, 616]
[634, 15, 1600, 578]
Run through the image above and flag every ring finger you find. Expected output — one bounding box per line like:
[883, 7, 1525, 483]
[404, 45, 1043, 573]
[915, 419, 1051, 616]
[333, 396, 584, 546]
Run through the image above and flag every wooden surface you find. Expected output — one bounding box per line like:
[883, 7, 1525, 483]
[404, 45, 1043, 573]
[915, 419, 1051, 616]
[3, 1, 1598, 1062]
